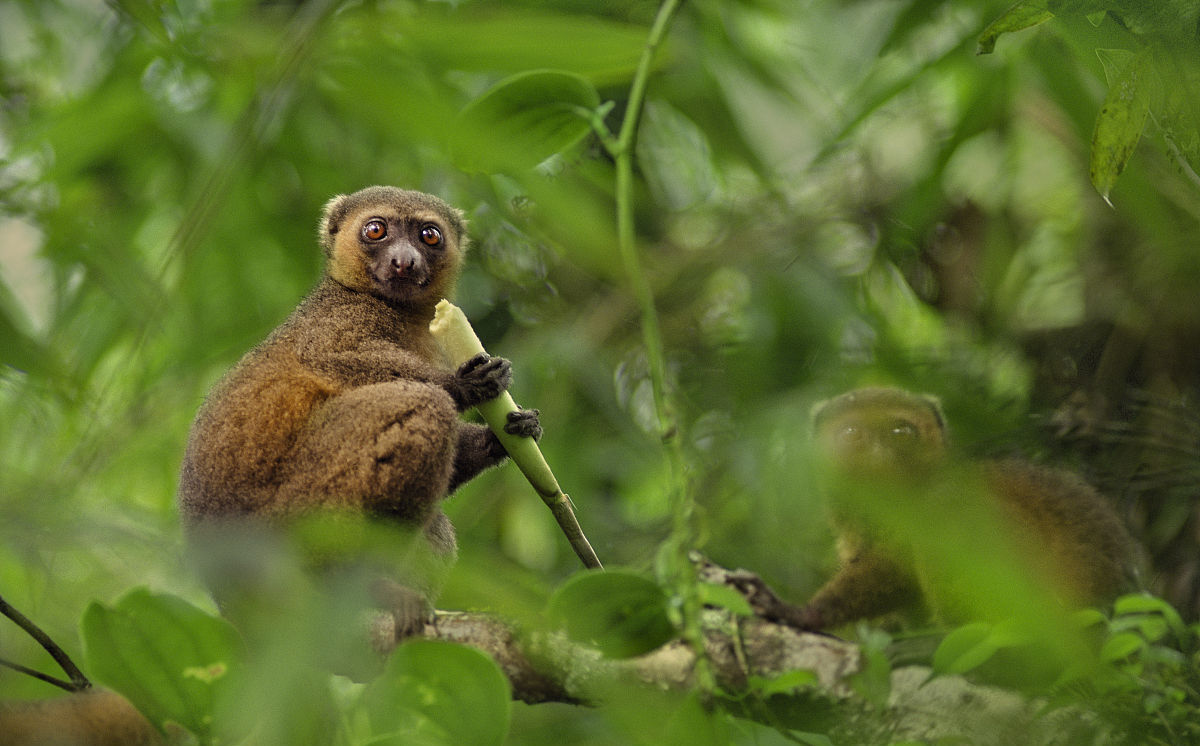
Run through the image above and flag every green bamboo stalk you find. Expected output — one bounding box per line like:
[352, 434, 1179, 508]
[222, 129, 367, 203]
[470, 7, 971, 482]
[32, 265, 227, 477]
[430, 299, 602, 570]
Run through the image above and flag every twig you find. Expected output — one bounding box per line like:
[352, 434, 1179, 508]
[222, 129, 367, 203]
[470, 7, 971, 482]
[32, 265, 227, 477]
[0, 593, 91, 692]
[0, 659, 78, 693]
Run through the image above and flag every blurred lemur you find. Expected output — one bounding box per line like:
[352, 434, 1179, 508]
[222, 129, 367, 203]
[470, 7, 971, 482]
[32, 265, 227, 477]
[731, 387, 1140, 631]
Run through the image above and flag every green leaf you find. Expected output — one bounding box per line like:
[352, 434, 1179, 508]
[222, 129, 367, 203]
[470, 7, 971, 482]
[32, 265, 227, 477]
[1090, 48, 1151, 202]
[1112, 613, 1168, 642]
[1114, 593, 1188, 638]
[404, 12, 648, 85]
[879, 0, 955, 54]
[0, 305, 59, 380]
[364, 640, 511, 746]
[1115, 594, 1186, 627]
[845, 624, 893, 707]
[977, 1, 1054, 55]
[1100, 631, 1146, 662]
[636, 100, 718, 211]
[1070, 607, 1109, 630]
[697, 581, 753, 617]
[750, 668, 819, 696]
[932, 622, 1000, 675]
[453, 70, 601, 174]
[81, 589, 242, 739]
[547, 570, 676, 658]
[1095, 48, 1137, 86]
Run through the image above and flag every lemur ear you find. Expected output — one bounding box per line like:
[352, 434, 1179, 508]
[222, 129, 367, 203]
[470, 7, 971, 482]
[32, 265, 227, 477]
[318, 193, 351, 257]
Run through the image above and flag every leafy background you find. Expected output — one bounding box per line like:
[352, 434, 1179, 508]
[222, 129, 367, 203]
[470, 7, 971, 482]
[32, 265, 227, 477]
[2, 0, 1200, 743]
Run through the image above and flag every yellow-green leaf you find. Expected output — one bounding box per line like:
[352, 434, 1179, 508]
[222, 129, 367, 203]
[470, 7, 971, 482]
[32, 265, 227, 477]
[1090, 49, 1152, 202]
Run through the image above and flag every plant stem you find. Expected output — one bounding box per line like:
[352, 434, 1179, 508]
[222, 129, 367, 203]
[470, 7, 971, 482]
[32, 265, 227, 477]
[612, 0, 682, 440]
[608, 0, 714, 693]
[615, 0, 684, 160]
[0, 593, 91, 692]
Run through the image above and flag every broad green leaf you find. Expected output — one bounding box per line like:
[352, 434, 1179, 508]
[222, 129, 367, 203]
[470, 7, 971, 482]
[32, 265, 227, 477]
[404, 13, 648, 85]
[1113, 593, 1187, 638]
[547, 569, 676, 658]
[1100, 631, 1145, 662]
[1114, 594, 1186, 627]
[601, 689, 732, 746]
[1111, 613, 1168, 643]
[1095, 48, 1137, 86]
[364, 640, 511, 746]
[977, 1, 1054, 55]
[453, 70, 601, 174]
[81, 589, 242, 739]
[1070, 607, 1109, 630]
[636, 100, 718, 211]
[1090, 48, 1151, 202]
[932, 622, 1000, 675]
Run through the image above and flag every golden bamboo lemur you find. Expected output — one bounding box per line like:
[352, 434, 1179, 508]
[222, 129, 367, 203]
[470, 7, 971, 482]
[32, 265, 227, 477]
[178, 186, 540, 638]
[736, 387, 1139, 631]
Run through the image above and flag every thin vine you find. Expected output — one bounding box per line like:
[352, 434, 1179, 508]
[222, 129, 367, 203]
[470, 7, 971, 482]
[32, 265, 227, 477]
[597, 0, 714, 693]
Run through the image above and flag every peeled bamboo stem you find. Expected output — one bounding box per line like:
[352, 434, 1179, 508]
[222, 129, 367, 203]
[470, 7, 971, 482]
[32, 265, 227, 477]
[430, 300, 602, 570]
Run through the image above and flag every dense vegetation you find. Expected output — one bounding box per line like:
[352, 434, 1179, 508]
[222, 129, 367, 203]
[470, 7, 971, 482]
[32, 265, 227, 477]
[2, 0, 1200, 743]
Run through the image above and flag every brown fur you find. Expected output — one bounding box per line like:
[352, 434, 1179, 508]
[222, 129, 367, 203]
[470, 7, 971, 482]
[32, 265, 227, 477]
[178, 186, 537, 639]
[753, 387, 1140, 631]
[984, 458, 1136, 606]
[0, 689, 161, 746]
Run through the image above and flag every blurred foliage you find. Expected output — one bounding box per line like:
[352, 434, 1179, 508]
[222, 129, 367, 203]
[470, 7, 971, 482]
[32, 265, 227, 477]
[3, 0, 1200, 743]
[81, 589, 243, 742]
[979, 0, 1200, 200]
[547, 568, 675, 659]
[935, 594, 1200, 745]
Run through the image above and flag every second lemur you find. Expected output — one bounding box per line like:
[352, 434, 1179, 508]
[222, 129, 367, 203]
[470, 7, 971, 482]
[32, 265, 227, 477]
[178, 186, 540, 637]
[733, 387, 1139, 631]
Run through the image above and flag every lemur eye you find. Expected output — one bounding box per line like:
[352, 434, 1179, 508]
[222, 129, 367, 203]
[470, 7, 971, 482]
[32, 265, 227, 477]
[362, 219, 387, 241]
[419, 225, 442, 246]
[890, 421, 918, 438]
[837, 424, 862, 444]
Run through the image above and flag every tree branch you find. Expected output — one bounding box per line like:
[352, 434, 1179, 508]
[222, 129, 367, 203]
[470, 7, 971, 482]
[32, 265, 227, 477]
[410, 608, 860, 706]
[398, 564, 1068, 745]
